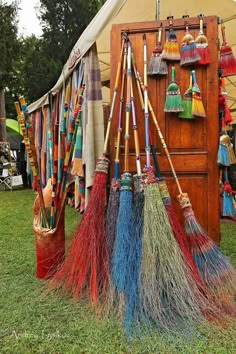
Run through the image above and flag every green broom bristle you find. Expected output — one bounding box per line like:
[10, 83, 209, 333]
[164, 67, 184, 113]
[179, 73, 194, 119]
[140, 180, 205, 333]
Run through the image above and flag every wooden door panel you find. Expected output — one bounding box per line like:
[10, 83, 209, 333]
[110, 16, 220, 242]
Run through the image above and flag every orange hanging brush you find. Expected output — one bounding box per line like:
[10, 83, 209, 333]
[161, 17, 180, 61]
[191, 70, 206, 118]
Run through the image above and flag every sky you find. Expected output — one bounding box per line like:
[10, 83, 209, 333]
[6, 0, 42, 37]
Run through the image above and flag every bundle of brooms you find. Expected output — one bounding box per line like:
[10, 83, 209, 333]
[47, 36, 127, 305]
[133, 62, 236, 316]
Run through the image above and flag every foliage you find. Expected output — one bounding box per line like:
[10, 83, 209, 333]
[0, 0, 20, 89]
[0, 189, 235, 353]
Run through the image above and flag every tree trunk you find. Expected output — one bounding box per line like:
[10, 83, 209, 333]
[0, 88, 7, 142]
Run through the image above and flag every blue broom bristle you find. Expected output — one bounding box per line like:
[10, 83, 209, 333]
[124, 183, 144, 335]
[106, 179, 120, 269]
[112, 173, 133, 291]
[223, 191, 236, 217]
[217, 142, 230, 166]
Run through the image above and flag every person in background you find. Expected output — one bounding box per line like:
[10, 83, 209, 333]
[17, 141, 28, 188]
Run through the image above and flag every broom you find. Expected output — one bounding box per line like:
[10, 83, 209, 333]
[195, 15, 210, 65]
[15, 100, 49, 229]
[149, 130, 225, 322]
[47, 37, 126, 305]
[55, 84, 86, 227]
[161, 17, 180, 61]
[164, 66, 184, 113]
[179, 71, 194, 119]
[147, 23, 168, 76]
[131, 44, 204, 332]
[219, 20, 236, 77]
[180, 21, 200, 66]
[191, 70, 206, 118]
[134, 68, 236, 315]
[112, 39, 133, 292]
[106, 40, 127, 268]
[123, 77, 144, 335]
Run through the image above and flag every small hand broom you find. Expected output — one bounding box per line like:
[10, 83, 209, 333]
[147, 23, 168, 76]
[180, 21, 200, 66]
[161, 17, 180, 61]
[191, 70, 206, 118]
[195, 15, 210, 65]
[219, 20, 236, 77]
[47, 37, 126, 305]
[164, 66, 184, 113]
[179, 71, 194, 119]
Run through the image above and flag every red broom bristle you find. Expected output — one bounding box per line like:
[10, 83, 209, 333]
[48, 157, 110, 305]
[219, 22, 236, 77]
[197, 46, 210, 65]
[224, 104, 233, 125]
[164, 202, 224, 322]
[181, 204, 236, 315]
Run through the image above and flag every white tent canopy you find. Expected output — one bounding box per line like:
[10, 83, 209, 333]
[28, 0, 236, 122]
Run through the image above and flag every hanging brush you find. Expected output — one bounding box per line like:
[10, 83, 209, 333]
[195, 14, 210, 65]
[106, 40, 127, 269]
[147, 23, 168, 76]
[221, 78, 233, 126]
[47, 37, 126, 305]
[164, 66, 184, 113]
[191, 70, 206, 118]
[162, 16, 180, 61]
[222, 171, 236, 220]
[179, 71, 194, 119]
[220, 134, 236, 165]
[180, 21, 200, 66]
[112, 39, 133, 292]
[219, 20, 236, 77]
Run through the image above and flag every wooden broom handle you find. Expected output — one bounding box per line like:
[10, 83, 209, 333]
[103, 37, 125, 155]
[131, 60, 183, 194]
[124, 40, 132, 172]
[131, 79, 141, 176]
[221, 21, 227, 45]
[114, 40, 127, 173]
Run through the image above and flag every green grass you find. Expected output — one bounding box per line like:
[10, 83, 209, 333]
[0, 189, 235, 353]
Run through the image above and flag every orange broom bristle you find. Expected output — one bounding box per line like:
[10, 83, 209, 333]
[161, 17, 180, 61]
[191, 70, 206, 118]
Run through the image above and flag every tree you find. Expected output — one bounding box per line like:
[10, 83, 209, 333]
[24, 0, 107, 101]
[0, 0, 19, 142]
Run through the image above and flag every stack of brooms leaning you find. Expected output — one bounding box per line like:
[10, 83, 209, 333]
[16, 31, 235, 339]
